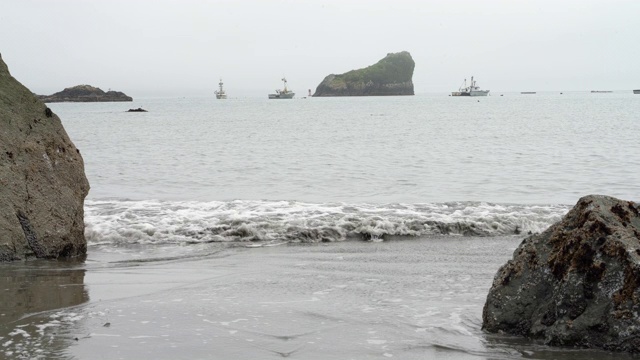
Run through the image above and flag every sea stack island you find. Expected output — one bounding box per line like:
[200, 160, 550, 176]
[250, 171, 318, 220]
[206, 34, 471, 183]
[312, 51, 415, 97]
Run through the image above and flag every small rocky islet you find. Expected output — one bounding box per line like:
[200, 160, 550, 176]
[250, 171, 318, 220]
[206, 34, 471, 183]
[312, 51, 415, 97]
[37, 84, 132, 103]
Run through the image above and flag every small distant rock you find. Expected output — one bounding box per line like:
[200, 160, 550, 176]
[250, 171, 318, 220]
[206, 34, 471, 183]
[127, 108, 147, 112]
[37, 85, 133, 103]
[483, 195, 640, 353]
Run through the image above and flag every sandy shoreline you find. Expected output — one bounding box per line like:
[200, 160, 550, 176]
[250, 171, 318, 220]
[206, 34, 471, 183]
[0, 237, 630, 359]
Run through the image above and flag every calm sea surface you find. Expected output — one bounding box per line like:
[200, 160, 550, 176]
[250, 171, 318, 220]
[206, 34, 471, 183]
[2, 92, 639, 359]
[56, 92, 640, 205]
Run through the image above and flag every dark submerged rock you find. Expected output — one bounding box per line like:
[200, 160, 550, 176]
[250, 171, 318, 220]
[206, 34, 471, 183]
[37, 84, 132, 102]
[0, 53, 90, 261]
[127, 107, 147, 112]
[483, 195, 640, 353]
[313, 51, 415, 97]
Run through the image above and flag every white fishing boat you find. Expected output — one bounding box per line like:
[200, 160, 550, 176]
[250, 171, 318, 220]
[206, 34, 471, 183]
[451, 76, 489, 96]
[268, 78, 295, 99]
[215, 78, 227, 99]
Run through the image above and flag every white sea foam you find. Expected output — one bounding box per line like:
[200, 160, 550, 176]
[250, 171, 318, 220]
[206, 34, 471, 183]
[8, 329, 29, 338]
[84, 199, 570, 245]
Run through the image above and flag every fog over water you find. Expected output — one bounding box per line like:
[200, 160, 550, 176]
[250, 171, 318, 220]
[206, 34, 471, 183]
[2, 0, 638, 97]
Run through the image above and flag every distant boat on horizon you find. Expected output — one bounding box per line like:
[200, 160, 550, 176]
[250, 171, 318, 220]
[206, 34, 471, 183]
[268, 77, 295, 99]
[451, 76, 489, 96]
[633, 89, 640, 94]
[215, 78, 227, 99]
[591, 90, 613, 93]
[521, 92, 536, 94]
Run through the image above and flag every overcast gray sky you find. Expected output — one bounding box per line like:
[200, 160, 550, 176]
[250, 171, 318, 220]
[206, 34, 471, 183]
[1, 0, 638, 97]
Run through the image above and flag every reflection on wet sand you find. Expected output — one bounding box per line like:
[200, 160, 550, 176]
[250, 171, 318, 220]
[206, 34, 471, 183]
[0, 259, 88, 358]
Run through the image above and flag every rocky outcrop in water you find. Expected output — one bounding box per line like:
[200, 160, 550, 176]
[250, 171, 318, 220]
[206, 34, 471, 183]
[483, 195, 640, 353]
[313, 51, 415, 96]
[0, 53, 90, 261]
[38, 84, 132, 102]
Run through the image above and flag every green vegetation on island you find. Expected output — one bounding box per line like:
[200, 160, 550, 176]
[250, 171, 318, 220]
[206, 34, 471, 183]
[313, 51, 415, 97]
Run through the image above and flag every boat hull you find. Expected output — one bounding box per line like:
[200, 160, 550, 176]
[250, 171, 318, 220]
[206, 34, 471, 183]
[452, 90, 489, 96]
[216, 94, 227, 99]
[268, 93, 295, 99]
[634, 90, 640, 94]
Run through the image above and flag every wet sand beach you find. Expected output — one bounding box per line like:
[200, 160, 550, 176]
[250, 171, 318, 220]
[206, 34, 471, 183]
[0, 237, 629, 359]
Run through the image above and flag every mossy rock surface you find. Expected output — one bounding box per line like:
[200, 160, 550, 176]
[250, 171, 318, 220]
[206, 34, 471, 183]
[313, 51, 415, 96]
[483, 195, 640, 353]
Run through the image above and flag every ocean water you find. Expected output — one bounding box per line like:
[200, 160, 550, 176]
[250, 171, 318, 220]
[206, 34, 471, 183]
[61, 92, 640, 205]
[2, 92, 639, 359]
[58, 92, 640, 247]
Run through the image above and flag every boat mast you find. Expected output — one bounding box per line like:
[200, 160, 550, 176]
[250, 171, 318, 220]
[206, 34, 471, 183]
[282, 77, 288, 92]
[218, 78, 224, 92]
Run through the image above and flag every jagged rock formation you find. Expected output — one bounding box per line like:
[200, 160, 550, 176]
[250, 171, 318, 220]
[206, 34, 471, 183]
[37, 84, 132, 102]
[313, 51, 415, 96]
[0, 53, 90, 261]
[483, 195, 640, 353]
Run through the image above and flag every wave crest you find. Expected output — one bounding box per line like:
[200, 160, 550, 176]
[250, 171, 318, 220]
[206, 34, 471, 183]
[84, 199, 570, 245]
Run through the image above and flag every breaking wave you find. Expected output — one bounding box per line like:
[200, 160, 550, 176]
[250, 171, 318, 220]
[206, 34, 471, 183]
[84, 199, 570, 246]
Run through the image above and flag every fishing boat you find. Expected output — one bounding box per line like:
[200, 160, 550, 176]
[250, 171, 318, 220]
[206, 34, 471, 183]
[521, 92, 536, 95]
[215, 79, 227, 99]
[268, 78, 295, 99]
[451, 76, 489, 96]
[633, 90, 640, 94]
[590, 90, 612, 93]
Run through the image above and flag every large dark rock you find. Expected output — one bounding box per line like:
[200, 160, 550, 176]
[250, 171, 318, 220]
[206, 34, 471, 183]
[313, 51, 415, 96]
[0, 53, 90, 261]
[483, 195, 640, 352]
[37, 84, 132, 102]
